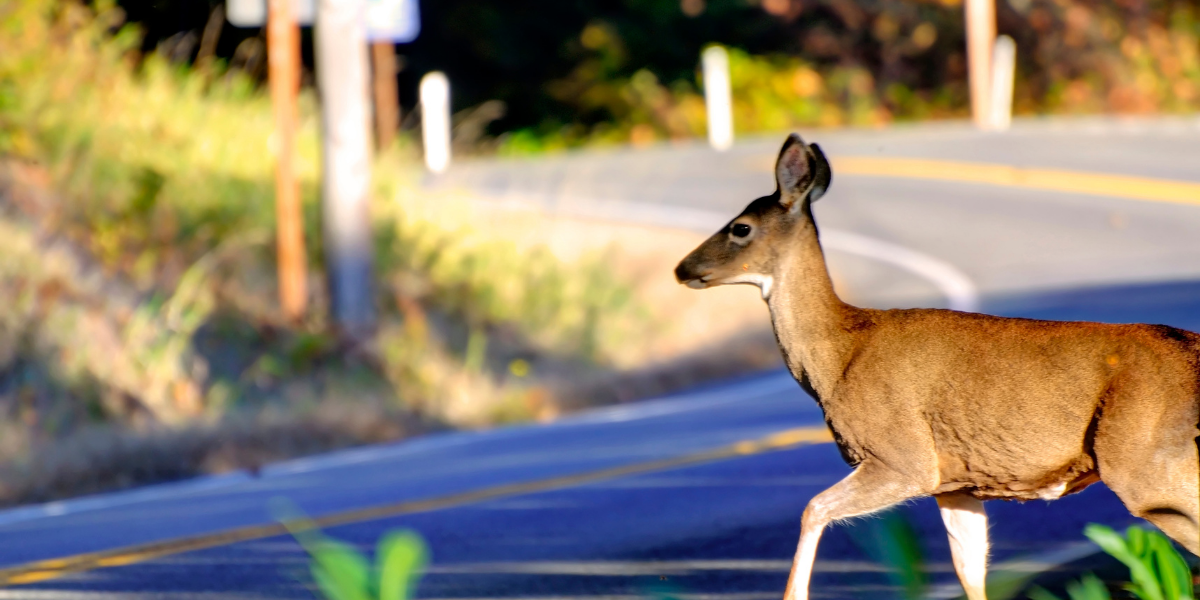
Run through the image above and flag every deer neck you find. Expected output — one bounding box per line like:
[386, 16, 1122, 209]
[765, 217, 856, 401]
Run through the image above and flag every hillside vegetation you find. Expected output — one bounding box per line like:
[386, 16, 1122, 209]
[0, 0, 655, 505]
[111, 0, 1200, 153]
[390, 0, 1200, 151]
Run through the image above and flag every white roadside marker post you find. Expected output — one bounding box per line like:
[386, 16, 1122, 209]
[989, 35, 1017, 131]
[420, 72, 452, 173]
[701, 46, 733, 152]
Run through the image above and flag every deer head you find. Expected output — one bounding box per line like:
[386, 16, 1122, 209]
[674, 133, 832, 300]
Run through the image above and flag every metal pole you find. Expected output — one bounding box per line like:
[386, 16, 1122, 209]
[371, 41, 400, 150]
[965, 0, 996, 129]
[420, 72, 451, 173]
[267, 0, 308, 321]
[316, 0, 375, 336]
[701, 45, 734, 151]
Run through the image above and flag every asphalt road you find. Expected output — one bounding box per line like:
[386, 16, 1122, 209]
[1, 116, 1198, 600]
[448, 115, 1200, 306]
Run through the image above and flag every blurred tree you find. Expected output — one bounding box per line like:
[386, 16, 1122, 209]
[110, 0, 1200, 142]
[395, 0, 797, 134]
[112, 0, 796, 133]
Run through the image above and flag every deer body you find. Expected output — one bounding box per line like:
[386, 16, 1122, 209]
[675, 134, 1200, 600]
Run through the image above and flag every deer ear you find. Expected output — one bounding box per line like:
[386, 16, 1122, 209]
[774, 133, 819, 209]
[808, 143, 832, 202]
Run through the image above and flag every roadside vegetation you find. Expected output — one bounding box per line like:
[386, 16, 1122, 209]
[285, 514, 1197, 600]
[0, 0, 657, 506]
[1030, 525, 1196, 600]
[277, 501, 429, 600]
[857, 516, 1196, 600]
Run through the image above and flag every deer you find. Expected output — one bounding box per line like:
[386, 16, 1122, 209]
[674, 133, 1200, 600]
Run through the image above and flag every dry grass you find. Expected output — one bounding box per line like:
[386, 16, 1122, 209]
[419, 196, 776, 366]
[459, 199, 785, 409]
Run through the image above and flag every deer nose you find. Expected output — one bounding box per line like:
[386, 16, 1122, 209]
[674, 260, 708, 285]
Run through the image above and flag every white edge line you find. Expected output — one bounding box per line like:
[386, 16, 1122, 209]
[0, 471, 255, 529]
[820, 230, 980, 312]
[476, 192, 980, 313]
[554, 371, 798, 425]
[265, 372, 800, 477]
[924, 540, 1102, 600]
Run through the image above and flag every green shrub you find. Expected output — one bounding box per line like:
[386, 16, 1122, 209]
[853, 508, 929, 600]
[276, 502, 429, 600]
[498, 46, 904, 155]
[1028, 525, 1197, 600]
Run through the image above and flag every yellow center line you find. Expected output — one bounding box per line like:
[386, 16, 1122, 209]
[751, 156, 1200, 206]
[0, 425, 834, 588]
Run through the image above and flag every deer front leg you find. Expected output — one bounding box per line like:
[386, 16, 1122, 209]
[936, 492, 990, 600]
[782, 464, 924, 600]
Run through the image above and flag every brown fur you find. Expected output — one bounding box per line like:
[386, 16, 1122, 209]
[675, 134, 1200, 600]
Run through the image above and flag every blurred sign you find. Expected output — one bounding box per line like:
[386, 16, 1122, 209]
[367, 0, 420, 42]
[227, 0, 315, 26]
[227, 0, 420, 41]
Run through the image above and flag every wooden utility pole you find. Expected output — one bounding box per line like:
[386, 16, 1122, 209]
[267, 0, 308, 321]
[371, 41, 400, 150]
[966, 0, 997, 129]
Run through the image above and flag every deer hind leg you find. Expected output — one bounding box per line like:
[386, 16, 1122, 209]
[782, 463, 924, 600]
[936, 493, 990, 600]
[1141, 507, 1199, 557]
[1151, 432, 1200, 556]
[1105, 447, 1199, 556]
[1094, 392, 1199, 556]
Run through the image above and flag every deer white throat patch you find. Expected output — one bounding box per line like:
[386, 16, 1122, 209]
[720, 273, 775, 300]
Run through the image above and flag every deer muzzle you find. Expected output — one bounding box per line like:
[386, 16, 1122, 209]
[674, 260, 712, 289]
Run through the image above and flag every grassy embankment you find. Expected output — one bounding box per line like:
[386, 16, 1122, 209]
[0, 0, 734, 506]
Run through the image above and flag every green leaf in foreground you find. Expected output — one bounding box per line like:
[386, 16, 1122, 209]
[1083, 524, 1195, 600]
[271, 497, 429, 600]
[849, 508, 928, 600]
[376, 530, 429, 600]
[1029, 572, 1113, 600]
[310, 539, 373, 600]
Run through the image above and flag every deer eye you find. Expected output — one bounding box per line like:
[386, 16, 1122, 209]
[731, 223, 753, 238]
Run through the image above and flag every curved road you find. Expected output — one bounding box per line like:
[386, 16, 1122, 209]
[1, 116, 1198, 599]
